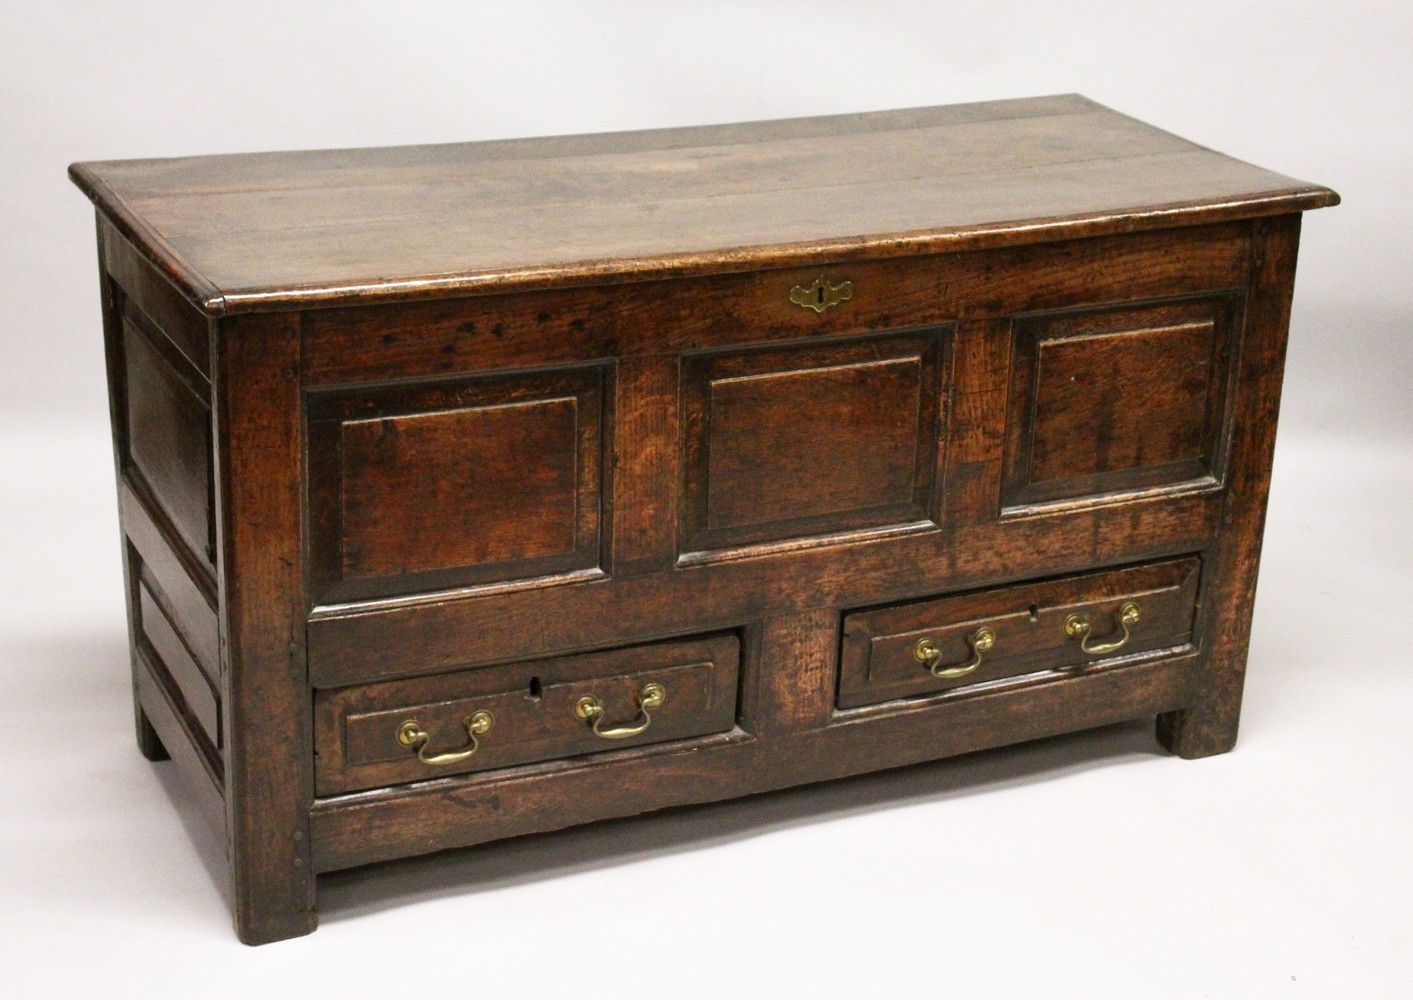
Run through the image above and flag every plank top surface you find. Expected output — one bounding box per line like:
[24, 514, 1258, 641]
[70, 94, 1337, 315]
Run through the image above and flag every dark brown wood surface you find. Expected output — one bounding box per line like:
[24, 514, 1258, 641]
[100, 216, 211, 377]
[138, 578, 220, 748]
[680, 329, 946, 557]
[96, 218, 169, 765]
[314, 633, 740, 795]
[120, 480, 219, 673]
[1157, 215, 1305, 757]
[298, 221, 1252, 386]
[308, 494, 1220, 687]
[1002, 296, 1240, 510]
[311, 651, 1201, 873]
[213, 312, 316, 944]
[306, 365, 608, 603]
[122, 314, 213, 567]
[72, 100, 1337, 944]
[301, 224, 1244, 685]
[69, 95, 1335, 315]
[838, 557, 1201, 708]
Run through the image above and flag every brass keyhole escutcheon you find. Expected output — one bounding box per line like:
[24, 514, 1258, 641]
[789, 275, 853, 313]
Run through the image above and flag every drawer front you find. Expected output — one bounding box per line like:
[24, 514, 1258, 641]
[314, 633, 739, 795]
[838, 557, 1200, 709]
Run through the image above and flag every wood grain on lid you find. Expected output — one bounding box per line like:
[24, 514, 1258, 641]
[69, 94, 1338, 315]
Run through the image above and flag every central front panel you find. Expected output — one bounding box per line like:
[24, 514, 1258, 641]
[679, 328, 949, 560]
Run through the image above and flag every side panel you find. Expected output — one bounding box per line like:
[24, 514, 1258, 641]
[123, 315, 214, 566]
[1157, 215, 1305, 756]
[98, 217, 223, 805]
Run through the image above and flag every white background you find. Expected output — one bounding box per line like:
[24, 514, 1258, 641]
[2, 1, 1410, 995]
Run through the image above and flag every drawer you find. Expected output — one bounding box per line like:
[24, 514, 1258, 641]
[838, 557, 1200, 710]
[314, 633, 740, 795]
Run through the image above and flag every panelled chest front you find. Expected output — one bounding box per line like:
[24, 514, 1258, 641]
[69, 94, 1337, 943]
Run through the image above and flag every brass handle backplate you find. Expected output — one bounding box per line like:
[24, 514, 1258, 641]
[914, 627, 995, 679]
[575, 682, 665, 739]
[1065, 602, 1141, 655]
[789, 274, 853, 313]
[397, 710, 494, 766]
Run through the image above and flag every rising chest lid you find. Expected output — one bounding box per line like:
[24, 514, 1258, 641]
[70, 94, 1337, 317]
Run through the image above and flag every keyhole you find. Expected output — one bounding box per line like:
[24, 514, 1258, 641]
[528, 676, 542, 701]
[817, 286, 825, 305]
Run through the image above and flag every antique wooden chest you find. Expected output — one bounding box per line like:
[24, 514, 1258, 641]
[69, 94, 1337, 943]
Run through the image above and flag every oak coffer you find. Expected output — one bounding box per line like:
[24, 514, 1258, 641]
[69, 94, 1337, 944]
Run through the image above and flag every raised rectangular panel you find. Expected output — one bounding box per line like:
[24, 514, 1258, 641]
[307, 366, 608, 603]
[681, 329, 948, 558]
[122, 313, 214, 567]
[1002, 295, 1241, 512]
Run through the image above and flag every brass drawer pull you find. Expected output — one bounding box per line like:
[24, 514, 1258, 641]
[396, 710, 494, 766]
[575, 682, 665, 739]
[914, 627, 995, 679]
[789, 274, 853, 313]
[1065, 602, 1141, 655]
